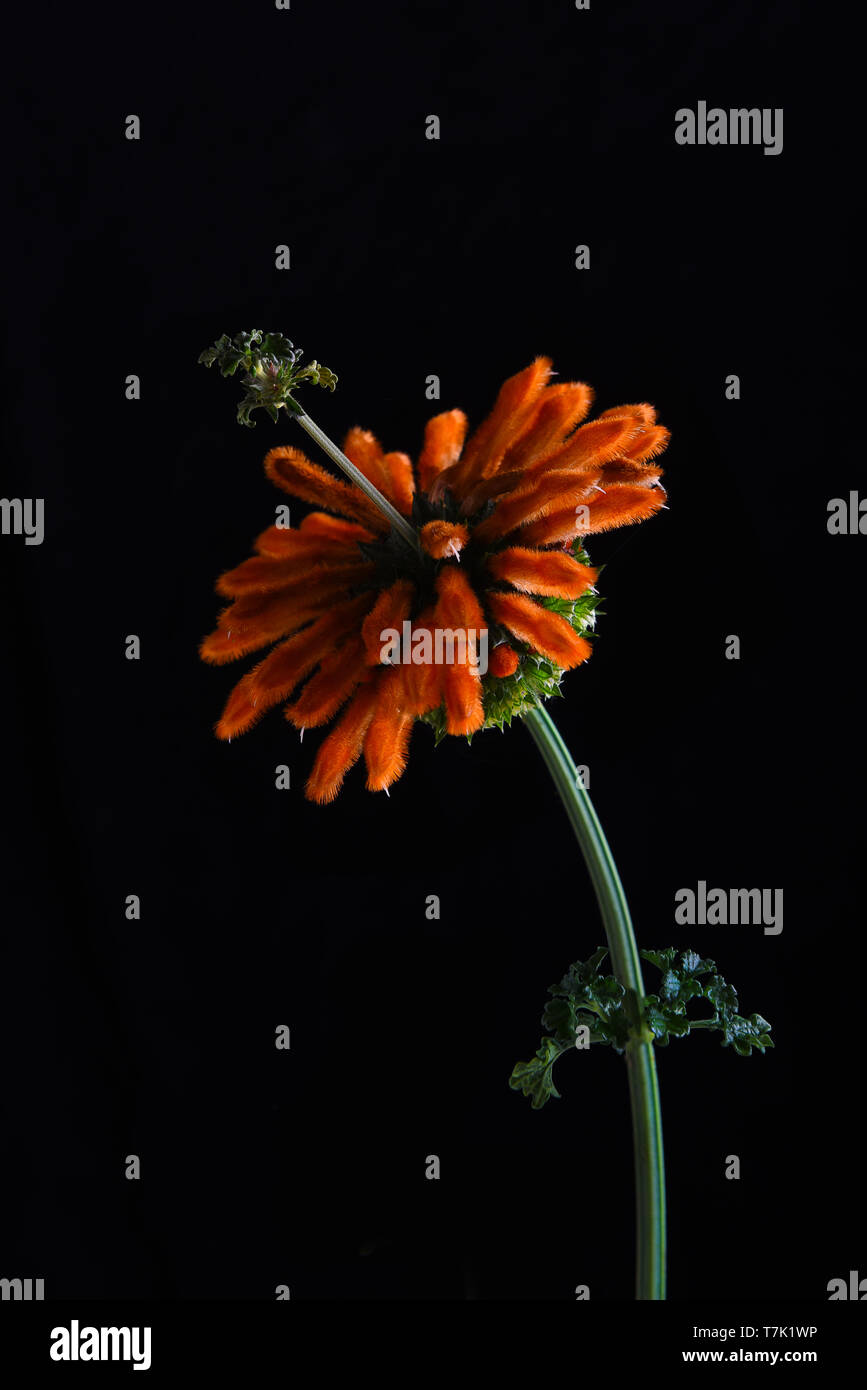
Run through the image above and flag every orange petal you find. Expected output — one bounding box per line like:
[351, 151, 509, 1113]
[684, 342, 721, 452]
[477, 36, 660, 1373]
[471, 469, 601, 546]
[458, 470, 524, 517]
[488, 644, 519, 677]
[305, 680, 381, 804]
[579, 484, 668, 533]
[487, 592, 592, 670]
[360, 579, 416, 664]
[523, 416, 638, 483]
[598, 460, 664, 488]
[363, 669, 415, 792]
[201, 594, 330, 665]
[520, 483, 667, 544]
[499, 382, 595, 473]
[621, 424, 670, 463]
[215, 594, 374, 739]
[518, 508, 586, 547]
[432, 567, 486, 735]
[340, 431, 416, 516]
[417, 409, 468, 494]
[284, 634, 368, 729]
[201, 563, 375, 663]
[264, 446, 389, 533]
[382, 451, 415, 516]
[216, 547, 369, 597]
[434, 564, 486, 631]
[487, 547, 598, 598]
[442, 662, 484, 735]
[419, 520, 469, 560]
[451, 358, 553, 494]
[254, 514, 373, 556]
[342, 427, 393, 497]
[399, 608, 444, 716]
[299, 513, 377, 543]
[598, 402, 657, 427]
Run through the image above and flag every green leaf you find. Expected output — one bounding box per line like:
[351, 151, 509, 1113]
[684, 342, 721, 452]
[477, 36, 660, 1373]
[508, 1037, 569, 1110]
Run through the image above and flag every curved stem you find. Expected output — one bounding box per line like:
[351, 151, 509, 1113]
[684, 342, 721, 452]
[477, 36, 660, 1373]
[523, 703, 667, 1300]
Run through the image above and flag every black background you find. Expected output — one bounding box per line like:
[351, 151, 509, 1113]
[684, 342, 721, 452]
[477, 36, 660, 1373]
[1, 0, 863, 1304]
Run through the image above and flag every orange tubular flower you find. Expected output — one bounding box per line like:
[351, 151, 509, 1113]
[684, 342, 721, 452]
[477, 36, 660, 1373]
[201, 359, 669, 802]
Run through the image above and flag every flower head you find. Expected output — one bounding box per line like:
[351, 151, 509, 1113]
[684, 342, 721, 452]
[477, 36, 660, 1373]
[201, 359, 669, 802]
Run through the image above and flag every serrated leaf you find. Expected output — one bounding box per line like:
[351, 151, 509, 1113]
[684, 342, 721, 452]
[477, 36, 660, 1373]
[508, 1038, 568, 1109]
[641, 948, 677, 971]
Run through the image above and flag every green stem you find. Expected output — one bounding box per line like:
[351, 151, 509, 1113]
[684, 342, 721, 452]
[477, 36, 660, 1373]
[523, 703, 667, 1300]
[290, 406, 421, 553]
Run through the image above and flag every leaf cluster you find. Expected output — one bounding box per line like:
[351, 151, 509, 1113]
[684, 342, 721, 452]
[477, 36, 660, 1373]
[509, 947, 773, 1109]
[198, 330, 337, 425]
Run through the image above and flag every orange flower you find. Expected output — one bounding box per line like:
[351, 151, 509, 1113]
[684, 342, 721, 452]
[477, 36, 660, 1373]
[201, 359, 668, 801]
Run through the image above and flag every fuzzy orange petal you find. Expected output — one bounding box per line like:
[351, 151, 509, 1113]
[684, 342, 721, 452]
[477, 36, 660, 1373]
[621, 425, 670, 463]
[582, 483, 668, 533]
[254, 514, 373, 557]
[264, 446, 389, 533]
[519, 482, 667, 545]
[361, 579, 417, 665]
[305, 680, 381, 804]
[487, 592, 592, 670]
[432, 567, 486, 735]
[216, 547, 370, 597]
[471, 469, 601, 546]
[499, 382, 595, 473]
[284, 634, 368, 729]
[201, 594, 329, 665]
[523, 416, 638, 483]
[434, 564, 486, 631]
[457, 470, 524, 517]
[342, 427, 393, 497]
[382, 451, 415, 516]
[201, 563, 375, 663]
[215, 594, 374, 739]
[597, 460, 665, 488]
[417, 409, 468, 493]
[399, 608, 444, 716]
[488, 644, 519, 677]
[363, 669, 415, 792]
[487, 547, 598, 598]
[299, 513, 376, 542]
[442, 663, 484, 735]
[518, 509, 584, 547]
[598, 403, 657, 427]
[450, 358, 553, 494]
[420, 520, 470, 560]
